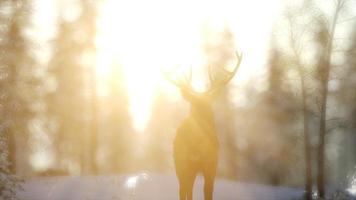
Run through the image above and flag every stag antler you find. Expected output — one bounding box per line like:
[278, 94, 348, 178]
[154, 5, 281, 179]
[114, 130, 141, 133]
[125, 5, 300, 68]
[162, 65, 193, 92]
[164, 51, 243, 95]
[205, 51, 243, 94]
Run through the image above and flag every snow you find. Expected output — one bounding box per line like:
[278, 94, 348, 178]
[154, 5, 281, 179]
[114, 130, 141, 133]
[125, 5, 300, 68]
[18, 173, 304, 200]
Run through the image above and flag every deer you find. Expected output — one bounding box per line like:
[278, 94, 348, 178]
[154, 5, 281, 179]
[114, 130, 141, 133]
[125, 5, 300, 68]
[165, 52, 243, 200]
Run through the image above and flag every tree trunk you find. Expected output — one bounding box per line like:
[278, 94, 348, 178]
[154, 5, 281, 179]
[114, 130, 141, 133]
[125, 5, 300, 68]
[7, 130, 16, 174]
[317, 81, 328, 198]
[317, 1, 342, 198]
[8, 54, 17, 174]
[89, 68, 98, 175]
[299, 69, 312, 200]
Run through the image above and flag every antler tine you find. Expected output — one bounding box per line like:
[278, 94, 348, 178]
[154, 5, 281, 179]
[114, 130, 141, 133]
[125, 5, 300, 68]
[221, 51, 243, 83]
[208, 65, 215, 85]
[206, 51, 243, 94]
[162, 69, 182, 88]
[184, 66, 193, 89]
[162, 66, 195, 92]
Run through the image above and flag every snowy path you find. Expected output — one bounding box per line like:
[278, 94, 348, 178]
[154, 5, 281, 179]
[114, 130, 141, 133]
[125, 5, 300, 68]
[18, 173, 304, 200]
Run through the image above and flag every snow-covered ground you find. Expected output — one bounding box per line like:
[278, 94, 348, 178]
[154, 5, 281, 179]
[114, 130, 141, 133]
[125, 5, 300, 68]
[18, 173, 304, 200]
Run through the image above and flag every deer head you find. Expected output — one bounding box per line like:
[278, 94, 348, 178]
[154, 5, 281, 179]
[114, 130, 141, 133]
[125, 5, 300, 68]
[165, 52, 243, 119]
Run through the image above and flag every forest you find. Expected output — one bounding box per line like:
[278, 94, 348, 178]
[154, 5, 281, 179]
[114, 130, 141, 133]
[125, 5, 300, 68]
[0, 0, 356, 199]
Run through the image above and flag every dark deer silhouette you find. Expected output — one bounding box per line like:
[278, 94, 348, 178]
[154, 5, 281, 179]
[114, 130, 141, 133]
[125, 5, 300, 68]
[165, 52, 242, 200]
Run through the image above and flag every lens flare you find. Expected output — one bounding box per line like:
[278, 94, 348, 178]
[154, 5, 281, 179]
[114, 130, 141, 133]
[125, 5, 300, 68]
[347, 174, 356, 196]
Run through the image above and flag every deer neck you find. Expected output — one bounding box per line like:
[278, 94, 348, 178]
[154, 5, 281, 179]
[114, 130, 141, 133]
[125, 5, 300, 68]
[188, 106, 218, 147]
[189, 107, 216, 132]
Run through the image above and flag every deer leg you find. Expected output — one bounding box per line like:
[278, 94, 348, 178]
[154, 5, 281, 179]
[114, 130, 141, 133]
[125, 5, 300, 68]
[186, 172, 197, 200]
[203, 165, 216, 200]
[178, 175, 187, 200]
[203, 174, 215, 200]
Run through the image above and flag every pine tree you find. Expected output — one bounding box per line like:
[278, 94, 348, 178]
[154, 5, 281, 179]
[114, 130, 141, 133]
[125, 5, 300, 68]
[47, 18, 85, 173]
[264, 43, 300, 185]
[0, 134, 19, 200]
[0, 0, 35, 175]
[0, 0, 35, 197]
[106, 64, 133, 173]
[145, 93, 182, 172]
[46, 0, 98, 174]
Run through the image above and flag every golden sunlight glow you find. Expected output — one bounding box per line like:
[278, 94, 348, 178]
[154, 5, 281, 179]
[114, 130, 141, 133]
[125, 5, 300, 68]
[30, 151, 53, 172]
[96, 0, 283, 132]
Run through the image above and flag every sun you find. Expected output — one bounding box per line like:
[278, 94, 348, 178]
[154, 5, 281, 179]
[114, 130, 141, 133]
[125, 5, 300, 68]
[95, 0, 284, 132]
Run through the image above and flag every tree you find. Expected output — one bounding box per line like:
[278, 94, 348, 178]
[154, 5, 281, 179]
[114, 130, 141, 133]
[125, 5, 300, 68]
[145, 93, 177, 172]
[314, 1, 348, 197]
[284, 5, 316, 198]
[46, 0, 98, 174]
[281, 0, 354, 197]
[0, 135, 19, 200]
[105, 64, 134, 173]
[0, 0, 36, 175]
[47, 18, 86, 174]
[0, 0, 36, 198]
[80, 0, 99, 175]
[263, 42, 301, 185]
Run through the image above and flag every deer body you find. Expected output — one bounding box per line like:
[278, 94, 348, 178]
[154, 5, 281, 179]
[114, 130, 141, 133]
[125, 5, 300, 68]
[165, 52, 242, 200]
[174, 106, 219, 200]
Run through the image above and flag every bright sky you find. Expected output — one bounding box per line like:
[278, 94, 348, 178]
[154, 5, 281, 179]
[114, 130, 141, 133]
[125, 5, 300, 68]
[31, 0, 285, 134]
[96, 0, 284, 132]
